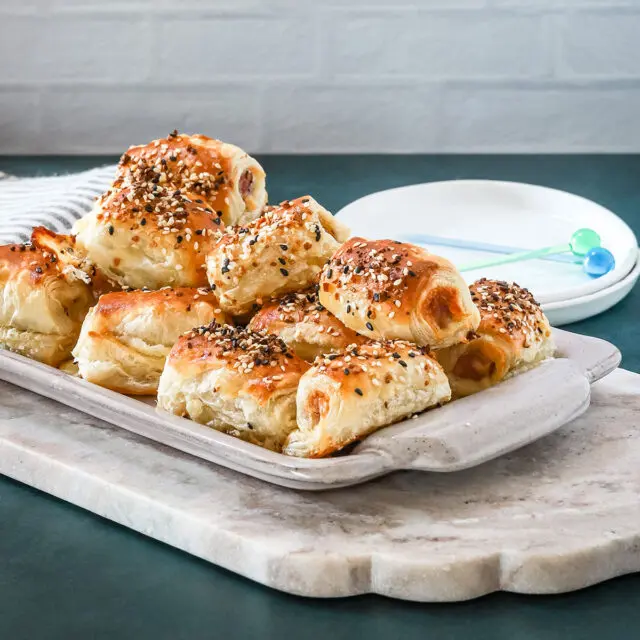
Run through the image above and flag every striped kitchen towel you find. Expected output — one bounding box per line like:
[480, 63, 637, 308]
[0, 164, 117, 244]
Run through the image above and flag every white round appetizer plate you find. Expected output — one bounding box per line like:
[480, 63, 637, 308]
[542, 251, 640, 326]
[336, 180, 638, 307]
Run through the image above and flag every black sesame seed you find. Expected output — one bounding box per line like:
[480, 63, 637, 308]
[354, 388, 364, 396]
[343, 265, 349, 274]
[354, 266, 363, 274]
[108, 225, 114, 235]
[326, 268, 333, 279]
[280, 244, 288, 251]
[195, 229, 203, 235]
[213, 217, 221, 225]
[398, 360, 408, 368]
[392, 352, 401, 359]
[344, 368, 350, 375]
[35, 266, 43, 274]
[145, 204, 153, 213]
[408, 352, 416, 358]
[346, 304, 351, 313]
[373, 293, 380, 302]
[327, 354, 338, 360]
[9, 246, 15, 252]
[408, 270, 417, 277]
[176, 235, 183, 243]
[278, 257, 286, 265]
[140, 218, 147, 226]
[366, 322, 374, 331]
[280, 268, 289, 277]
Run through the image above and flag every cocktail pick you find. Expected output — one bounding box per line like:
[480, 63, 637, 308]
[404, 234, 581, 264]
[457, 228, 615, 278]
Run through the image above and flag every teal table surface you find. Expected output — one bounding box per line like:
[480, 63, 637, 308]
[1, 155, 639, 640]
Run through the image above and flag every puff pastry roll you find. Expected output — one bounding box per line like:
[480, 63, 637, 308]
[206, 196, 350, 316]
[0, 242, 95, 366]
[114, 131, 267, 226]
[157, 323, 310, 450]
[283, 340, 451, 458]
[73, 287, 229, 395]
[248, 288, 364, 361]
[30, 226, 117, 297]
[318, 238, 480, 349]
[437, 279, 554, 397]
[74, 183, 224, 290]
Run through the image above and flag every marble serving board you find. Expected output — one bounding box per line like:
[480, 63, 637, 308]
[0, 329, 621, 490]
[1, 367, 639, 601]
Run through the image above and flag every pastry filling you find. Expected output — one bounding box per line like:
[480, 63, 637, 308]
[425, 287, 460, 330]
[239, 170, 254, 198]
[453, 349, 497, 381]
[307, 390, 330, 427]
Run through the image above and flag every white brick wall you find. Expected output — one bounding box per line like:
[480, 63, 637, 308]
[1, 0, 639, 153]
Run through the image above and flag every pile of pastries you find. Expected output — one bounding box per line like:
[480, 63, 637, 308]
[0, 132, 555, 458]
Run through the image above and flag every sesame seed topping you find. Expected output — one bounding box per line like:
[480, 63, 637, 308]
[471, 278, 547, 342]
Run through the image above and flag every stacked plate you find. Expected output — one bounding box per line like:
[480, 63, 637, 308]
[336, 180, 640, 326]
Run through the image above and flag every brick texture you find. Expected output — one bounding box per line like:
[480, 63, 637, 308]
[0, 2, 638, 153]
[322, 12, 552, 79]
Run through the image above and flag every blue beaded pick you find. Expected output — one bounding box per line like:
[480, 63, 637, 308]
[583, 247, 616, 278]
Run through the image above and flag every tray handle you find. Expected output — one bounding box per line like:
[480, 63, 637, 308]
[552, 328, 621, 384]
[354, 358, 590, 472]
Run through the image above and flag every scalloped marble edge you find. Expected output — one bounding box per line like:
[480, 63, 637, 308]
[0, 329, 621, 490]
[0, 368, 639, 601]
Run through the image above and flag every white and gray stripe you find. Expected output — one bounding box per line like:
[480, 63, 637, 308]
[0, 165, 116, 244]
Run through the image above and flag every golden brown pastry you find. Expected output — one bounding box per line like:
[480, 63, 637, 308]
[73, 183, 223, 290]
[157, 322, 310, 450]
[318, 238, 480, 349]
[248, 288, 365, 361]
[436, 279, 555, 397]
[31, 226, 117, 297]
[283, 340, 451, 458]
[206, 196, 350, 315]
[73, 287, 230, 395]
[114, 131, 267, 226]
[0, 242, 95, 366]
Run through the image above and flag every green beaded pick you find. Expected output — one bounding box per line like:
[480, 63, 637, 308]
[459, 227, 603, 272]
[569, 228, 601, 256]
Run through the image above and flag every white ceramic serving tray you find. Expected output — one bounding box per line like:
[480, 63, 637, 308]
[0, 329, 620, 490]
